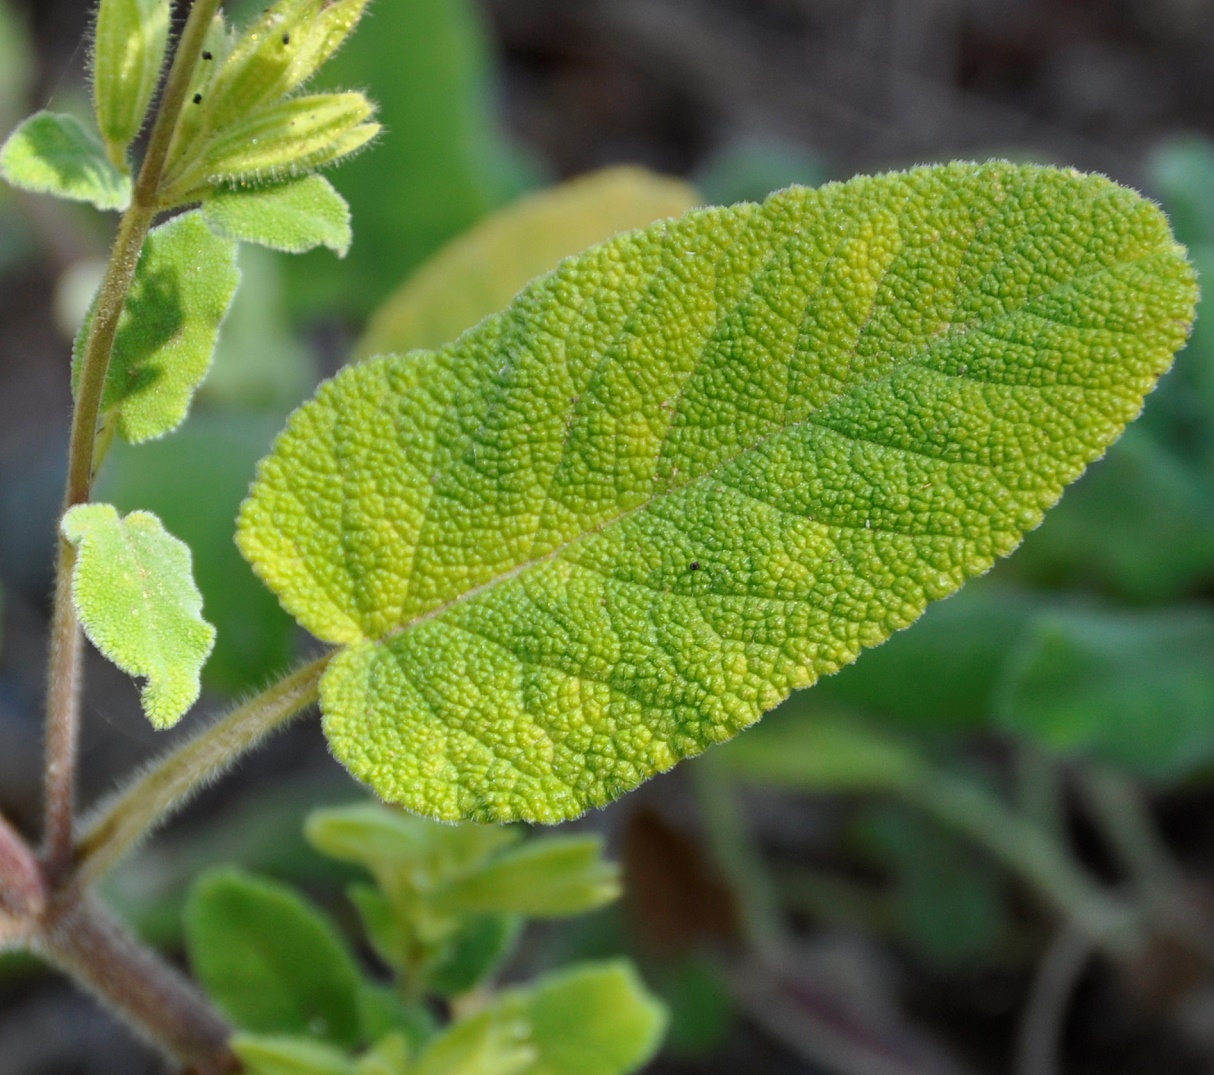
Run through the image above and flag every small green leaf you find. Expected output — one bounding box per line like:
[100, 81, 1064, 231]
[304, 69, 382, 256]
[233, 1034, 356, 1075]
[239, 163, 1197, 822]
[204, 175, 352, 255]
[995, 607, 1214, 783]
[358, 985, 436, 1051]
[91, 0, 170, 163]
[98, 411, 296, 695]
[411, 1003, 535, 1075]
[346, 883, 403, 971]
[61, 503, 214, 729]
[0, 111, 130, 209]
[357, 166, 700, 358]
[74, 210, 239, 443]
[425, 913, 521, 997]
[517, 962, 667, 1075]
[444, 838, 621, 918]
[186, 869, 364, 1046]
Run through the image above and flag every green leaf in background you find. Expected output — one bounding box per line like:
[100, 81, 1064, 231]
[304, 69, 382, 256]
[204, 175, 352, 256]
[1006, 425, 1214, 602]
[425, 913, 521, 998]
[721, 706, 927, 794]
[232, 1035, 356, 1075]
[241, 163, 1195, 823]
[411, 1003, 534, 1075]
[98, 411, 296, 695]
[444, 838, 621, 918]
[61, 503, 214, 729]
[186, 870, 363, 1047]
[357, 984, 436, 1050]
[90, 0, 170, 165]
[286, 0, 539, 318]
[0, 111, 130, 209]
[517, 962, 667, 1075]
[694, 137, 830, 206]
[357, 166, 700, 358]
[814, 580, 1044, 732]
[996, 607, 1214, 783]
[75, 210, 239, 443]
[1149, 135, 1214, 247]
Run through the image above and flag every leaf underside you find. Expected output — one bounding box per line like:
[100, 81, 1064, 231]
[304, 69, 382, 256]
[0, 111, 131, 210]
[238, 162, 1198, 823]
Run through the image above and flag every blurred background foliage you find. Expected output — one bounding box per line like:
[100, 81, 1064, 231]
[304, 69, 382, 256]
[3, 1, 1214, 1073]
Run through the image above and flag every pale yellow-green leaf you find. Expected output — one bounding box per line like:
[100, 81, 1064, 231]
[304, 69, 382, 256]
[0, 111, 130, 209]
[238, 163, 1198, 822]
[357, 166, 701, 358]
[203, 175, 351, 256]
[62, 504, 215, 729]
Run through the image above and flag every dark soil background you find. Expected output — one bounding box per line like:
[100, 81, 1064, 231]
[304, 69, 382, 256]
[3, 1, 1214, 1073]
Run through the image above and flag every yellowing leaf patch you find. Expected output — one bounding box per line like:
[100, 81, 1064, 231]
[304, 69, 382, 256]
[238, 163, 1198, 822]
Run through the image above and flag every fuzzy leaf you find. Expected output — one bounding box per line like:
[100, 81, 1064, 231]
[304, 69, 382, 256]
[238, 163, 1197, 823]
[91, 0, 170, 161]
[357, 166, 700, 357]
[204, 175, 352, 255]
[186, 870, 363, 1046]
[75, 210, 240, 443]
[0, 111, 130, 209]
[61, 503, 214, 729]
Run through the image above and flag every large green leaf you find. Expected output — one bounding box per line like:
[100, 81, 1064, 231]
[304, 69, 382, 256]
[62, 503, 214, 729]
[239, 163, 1197, 823]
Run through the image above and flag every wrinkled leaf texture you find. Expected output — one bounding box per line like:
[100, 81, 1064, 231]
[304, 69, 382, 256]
[239, 163, 1198, 823]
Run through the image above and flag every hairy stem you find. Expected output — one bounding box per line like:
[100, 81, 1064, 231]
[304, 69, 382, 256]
[42, 0, 225, 882]
[36, 897, 237, 1075]
[74, 655, 330, 891]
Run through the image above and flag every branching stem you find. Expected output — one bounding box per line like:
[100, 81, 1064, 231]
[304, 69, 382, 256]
[42, 0, 224, 882]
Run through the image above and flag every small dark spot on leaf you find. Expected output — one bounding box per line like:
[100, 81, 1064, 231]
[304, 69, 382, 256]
[192, 93, 202, 104]
[201, 50, 213, 60]
[689, 561, 701, 571]
[282, 32, 291, 44]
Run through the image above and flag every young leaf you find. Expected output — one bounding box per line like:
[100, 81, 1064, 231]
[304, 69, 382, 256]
[995, 607, 1214, 783]
[518, 961, 667, 1075]
[425, 913, 521, 997]
[443, 838, 621, 918]
[356, 1034, 409, 1075]
[0, 111, 130, 209]
[357, 166, 700, 358]
[233, 1034, 357, 1075]
[74, 210, 239, 443]
[204, 175, 352, 256]
[410, 1002, 535, 1075]
[238, 163, 1198, 823]
[186, 869, 364, 1047]
[61, 503, 214, 729]
[91, 0, 170, 164]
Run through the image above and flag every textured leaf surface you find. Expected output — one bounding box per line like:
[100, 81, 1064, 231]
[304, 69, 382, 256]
[0, 111, 130, 209]
[239, 163, 1197, 822]
[187, 870, 363, 1046]
[204, 175, 352, 255]
[62, 503, 214, 729]
[357, 166, 700, 357]
[75, 210, 239, 442]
